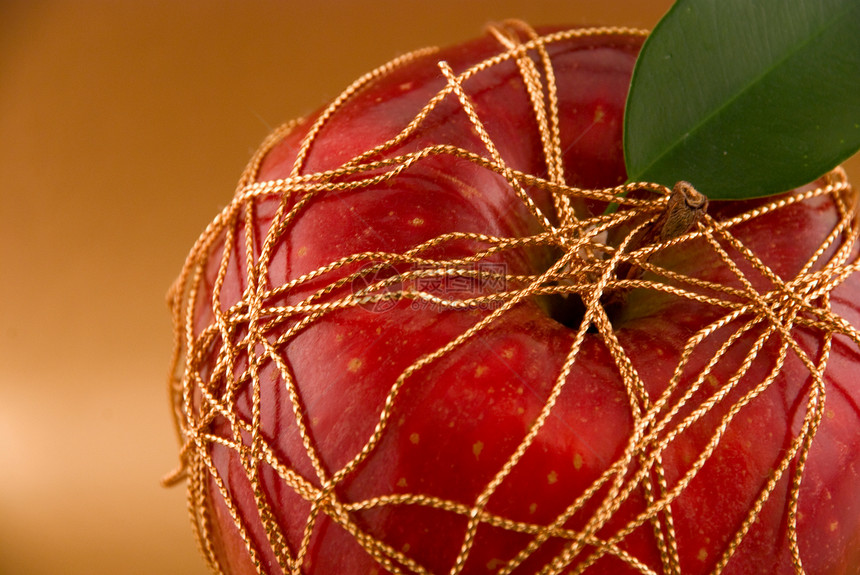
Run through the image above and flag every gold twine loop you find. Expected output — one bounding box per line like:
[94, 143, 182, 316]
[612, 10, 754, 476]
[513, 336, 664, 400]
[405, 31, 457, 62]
[166, 21, 860, 575]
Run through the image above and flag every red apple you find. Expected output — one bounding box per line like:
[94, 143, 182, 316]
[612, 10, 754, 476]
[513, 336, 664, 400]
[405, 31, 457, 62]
[167, 23, 860, 574]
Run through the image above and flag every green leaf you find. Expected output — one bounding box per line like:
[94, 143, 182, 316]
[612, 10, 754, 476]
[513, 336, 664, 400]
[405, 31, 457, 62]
[623, 0, 860, 200]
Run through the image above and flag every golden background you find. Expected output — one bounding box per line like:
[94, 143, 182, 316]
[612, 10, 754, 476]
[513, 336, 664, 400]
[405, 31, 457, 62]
[2, 2, 857, 574]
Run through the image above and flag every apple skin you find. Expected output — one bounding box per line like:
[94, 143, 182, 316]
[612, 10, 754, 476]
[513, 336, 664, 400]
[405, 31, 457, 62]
[178, 25, 860, 574]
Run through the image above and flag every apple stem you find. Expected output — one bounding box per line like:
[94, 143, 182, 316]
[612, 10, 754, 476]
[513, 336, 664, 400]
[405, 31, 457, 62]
[604, 181, 708, 304]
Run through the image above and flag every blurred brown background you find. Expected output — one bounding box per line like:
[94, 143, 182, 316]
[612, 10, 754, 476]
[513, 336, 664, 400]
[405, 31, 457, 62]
[2, 2, 857, 574]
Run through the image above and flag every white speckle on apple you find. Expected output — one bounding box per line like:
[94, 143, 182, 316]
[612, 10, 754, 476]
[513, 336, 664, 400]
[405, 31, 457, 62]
[472, 441, 484, 459]
[347, 357, 363, 373]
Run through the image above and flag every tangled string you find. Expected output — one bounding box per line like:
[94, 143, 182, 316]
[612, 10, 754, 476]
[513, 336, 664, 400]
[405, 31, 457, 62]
[166, 23, 860, 575]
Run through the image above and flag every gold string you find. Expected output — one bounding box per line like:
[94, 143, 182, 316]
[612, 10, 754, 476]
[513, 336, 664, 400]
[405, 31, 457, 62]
[165, 21, 860, 575]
